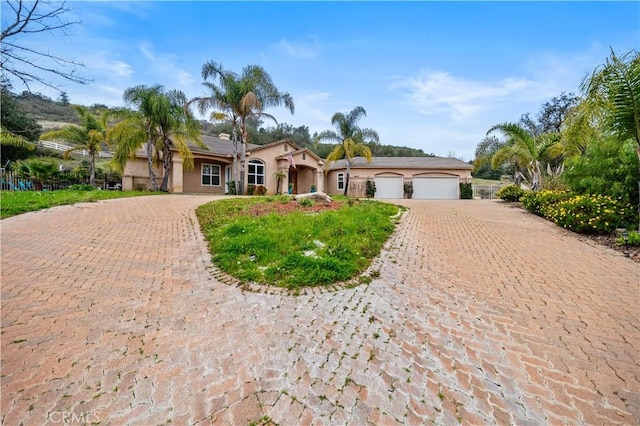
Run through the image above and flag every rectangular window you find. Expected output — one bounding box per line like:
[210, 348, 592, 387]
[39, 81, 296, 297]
[248, 161, 265, 185]
[337, 173, 345, 190]
[201, 164, 221, 186]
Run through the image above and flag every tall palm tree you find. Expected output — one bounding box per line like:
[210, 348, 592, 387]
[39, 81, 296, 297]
[487, 123, 559, 191]
[188, 61, 294, 194]
[108, 85, 203, 192]
[580, 49, 640, 229]
[40, 106, 106, 186]
[314, 106, 379, 196]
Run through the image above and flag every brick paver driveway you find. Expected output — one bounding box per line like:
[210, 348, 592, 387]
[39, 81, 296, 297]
[1, 195, 638, 425]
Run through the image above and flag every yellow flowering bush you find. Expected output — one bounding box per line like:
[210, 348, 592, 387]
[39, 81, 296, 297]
[543, 194, 634, 234]
[521, 190, 572, 217]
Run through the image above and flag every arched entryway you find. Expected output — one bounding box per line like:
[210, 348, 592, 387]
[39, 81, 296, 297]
[288, 165, 318, 194]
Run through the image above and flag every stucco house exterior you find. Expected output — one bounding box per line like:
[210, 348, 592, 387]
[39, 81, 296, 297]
[326, 157, 472, 199]
[121, 134, 472, 199]
[122, 134, 325, 195]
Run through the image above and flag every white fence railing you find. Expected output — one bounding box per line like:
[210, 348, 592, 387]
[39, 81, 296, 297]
[472, 184, 506, 200]
[39, 140, 113, 158]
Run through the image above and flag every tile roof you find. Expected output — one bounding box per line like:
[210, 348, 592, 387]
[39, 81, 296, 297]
[189, 135, 260, 157]
[327, 156, 473, 170]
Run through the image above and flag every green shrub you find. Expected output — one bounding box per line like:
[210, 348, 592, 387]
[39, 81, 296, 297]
[247, 184, 255, 195]
[365, 180, 376, 198]
[68, 184, 96, 191]
[298, 198, 314, 207]
[544, 194, 633, 234]
[496, 185, 525, 202]
[617, 230, 640, 246]
[520, 190, 572, 216]
[226, 181, 236, 195]
[403, 182, 413, 199]
[459, 182, 473, 199]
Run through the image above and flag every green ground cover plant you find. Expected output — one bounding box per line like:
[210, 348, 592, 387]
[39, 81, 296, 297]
[0, 189, 159, 218]
[196, 197, 402, 288]
[617, 230, 640, 246]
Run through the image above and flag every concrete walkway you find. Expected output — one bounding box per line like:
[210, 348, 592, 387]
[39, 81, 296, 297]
[1, 196, 638, 425]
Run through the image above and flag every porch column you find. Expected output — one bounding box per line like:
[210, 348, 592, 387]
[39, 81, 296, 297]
[170, 156, 184, 193]
[122, 175, 133, 191]
[316, 170, 325, 193]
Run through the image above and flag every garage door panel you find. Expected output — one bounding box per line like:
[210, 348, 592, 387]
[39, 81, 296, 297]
[374, 176, 403, 199]
[413, 177, 458, 200]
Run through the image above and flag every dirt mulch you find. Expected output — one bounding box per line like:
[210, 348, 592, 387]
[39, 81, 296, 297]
[247, 200, 343, 217]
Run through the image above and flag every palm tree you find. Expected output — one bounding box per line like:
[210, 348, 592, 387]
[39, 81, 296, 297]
[581, 49, 640, 148]
[579, 49, 640, 229]
[314, 106, 379, 196]
[188, 61, 294, 194]
[15, 157, 58, 190]
[487, 123, 559, 191]
[40, 106, 106, 186]
[108, 85, 203, 192]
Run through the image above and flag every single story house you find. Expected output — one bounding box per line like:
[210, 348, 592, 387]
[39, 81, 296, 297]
[121, 134, 472, 199]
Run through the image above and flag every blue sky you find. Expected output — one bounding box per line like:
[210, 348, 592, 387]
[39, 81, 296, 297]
[3, 1, 638, 160]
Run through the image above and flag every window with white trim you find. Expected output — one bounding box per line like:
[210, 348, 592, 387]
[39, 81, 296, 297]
[248, 160, 265, 185]
[337, 172, 345, 190]
[201, 164, 221, 186]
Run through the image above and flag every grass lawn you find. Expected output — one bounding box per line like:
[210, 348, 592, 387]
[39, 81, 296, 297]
[0, 189, 160, 219]
[470, 178, 507, 185]
[196, 196, 403, 289]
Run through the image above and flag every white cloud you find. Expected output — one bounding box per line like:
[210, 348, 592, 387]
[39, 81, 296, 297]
[274, 37, 320, 59]
[295, 91, 332, 121]
[109, 61, 134, 78]
[389, 70, 534, 120]
[139, 43, 155, 61]
[137, 43, 196, 89]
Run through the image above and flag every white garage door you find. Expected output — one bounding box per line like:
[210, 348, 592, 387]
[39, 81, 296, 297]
[413, 177, 459, 200]
[374, 176, 403, 199]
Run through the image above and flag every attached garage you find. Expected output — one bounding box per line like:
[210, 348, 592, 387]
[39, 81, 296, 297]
[326, 157, 472, 198]
[374, 175, 403, 199]
[413, 176, 459, 200]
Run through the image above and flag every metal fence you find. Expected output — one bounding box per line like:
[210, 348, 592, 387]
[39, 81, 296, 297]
[472, 184, 505, 200]
[0, 170, 122, 191]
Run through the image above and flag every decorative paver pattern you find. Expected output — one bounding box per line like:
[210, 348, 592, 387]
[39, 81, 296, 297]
[1, 196, 638, 425]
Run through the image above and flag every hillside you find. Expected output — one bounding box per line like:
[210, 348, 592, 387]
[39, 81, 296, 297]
[13, 92, 79, 124]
